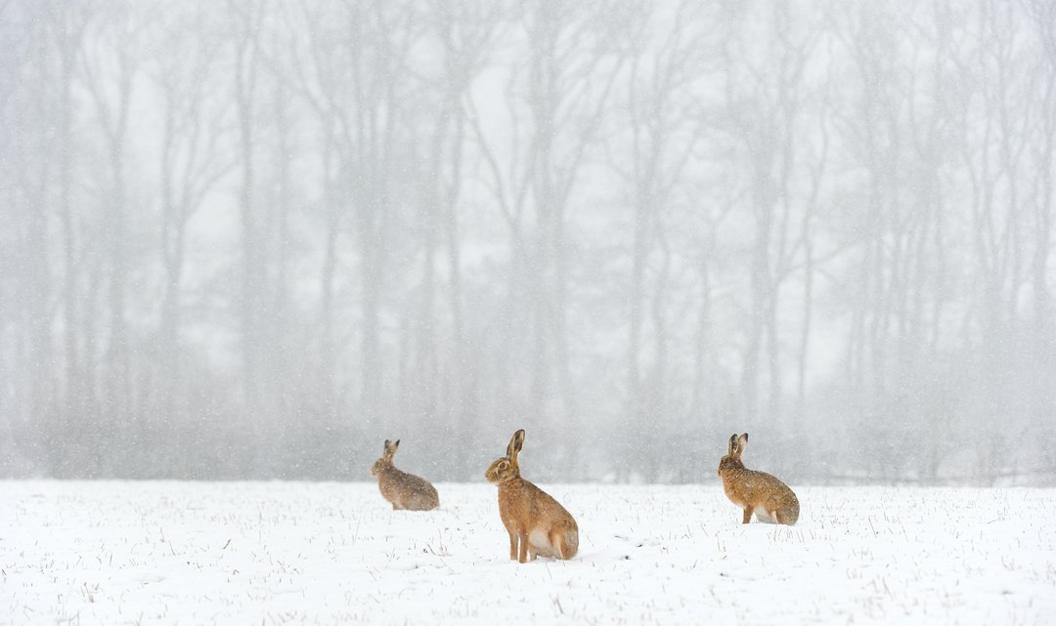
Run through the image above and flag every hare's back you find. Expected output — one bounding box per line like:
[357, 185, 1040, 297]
[400, 470, 438, 497]
[396, 470, 439, 509]
[754, 471, 797, 505]
[725, 468, 792, 503]
[525, 480, 577, 527]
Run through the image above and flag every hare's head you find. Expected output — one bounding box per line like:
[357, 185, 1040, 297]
[718, 433, 748, 474]
[371, 439, 399, 477]
[485, 429, 524, 484]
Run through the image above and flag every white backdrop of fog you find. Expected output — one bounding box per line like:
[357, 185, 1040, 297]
[1, 0, 1054, 483]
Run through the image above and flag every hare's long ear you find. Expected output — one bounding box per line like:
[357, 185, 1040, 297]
[736, 433, 749, 457]
[507, 429, 526, 461]
[728, 434, 738, 456]
[384, 439, 398, 458]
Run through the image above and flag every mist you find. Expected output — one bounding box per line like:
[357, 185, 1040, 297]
[1, 0, 1054, 484]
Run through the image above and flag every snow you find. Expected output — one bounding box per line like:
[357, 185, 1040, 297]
[2, 482, 1053, 625]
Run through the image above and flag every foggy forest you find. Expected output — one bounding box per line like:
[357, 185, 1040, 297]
[2, 0, 1054, 485]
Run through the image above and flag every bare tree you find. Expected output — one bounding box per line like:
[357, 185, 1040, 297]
[79, 1, 144, 466]
[468, 0, 626, 474]
[153, 2, 231, 432]
[608, 0, 711, 480]
[717, 2, 825, 438]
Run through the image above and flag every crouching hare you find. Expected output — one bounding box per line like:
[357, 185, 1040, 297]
[370, 439, 439, 511]
[485, 429, 578, 563]
[718, 433, 799, 525]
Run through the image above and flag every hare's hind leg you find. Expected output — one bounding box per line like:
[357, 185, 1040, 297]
[742, 506, 753, 524]
[553, 528, 578, 560]
[776, 506, 798, 526]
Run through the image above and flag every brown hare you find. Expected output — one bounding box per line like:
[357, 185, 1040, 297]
[370, 439, 440, 511]
[718, 433, 799, 525]
[485, 429, 579, 563]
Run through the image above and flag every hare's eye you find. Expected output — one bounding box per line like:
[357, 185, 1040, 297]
[499, 461, 508, 469]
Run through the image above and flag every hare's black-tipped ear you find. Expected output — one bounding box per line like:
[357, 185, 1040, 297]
[728, 434, 738, 454]
[394, 439, 400, 449]
[383, 439, 391, 451]
[507, 429, 525, 458]
[736, 433, 749, 453]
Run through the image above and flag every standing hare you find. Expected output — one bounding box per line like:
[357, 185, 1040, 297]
[370, 439, 439, 511]
[718, 433, 799, 525]
[485, 429, 579, 563]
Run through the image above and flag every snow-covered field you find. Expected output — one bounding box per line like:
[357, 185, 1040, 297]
[2, 481, 1053, 625]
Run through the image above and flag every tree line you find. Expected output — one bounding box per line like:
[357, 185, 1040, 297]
[1, 0, 1054, 484]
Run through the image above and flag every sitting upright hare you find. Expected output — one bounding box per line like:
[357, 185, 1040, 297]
[370, 439, 439, 511]
[718, 433, 799, 525]
[485, 429, 579, 563]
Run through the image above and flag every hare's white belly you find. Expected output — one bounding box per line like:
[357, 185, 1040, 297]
[754, 509, 779, 523]
[529, 528, 553, 553]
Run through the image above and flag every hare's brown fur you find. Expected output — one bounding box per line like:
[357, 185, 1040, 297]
[371, 439, 439, 511]
[718, 433, 799, 525]
[485, 429, 579, 563]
